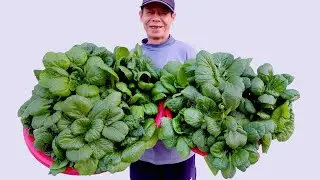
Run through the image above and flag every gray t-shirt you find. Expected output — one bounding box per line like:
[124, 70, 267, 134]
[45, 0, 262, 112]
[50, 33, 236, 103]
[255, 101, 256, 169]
[139, 35, 197, 165]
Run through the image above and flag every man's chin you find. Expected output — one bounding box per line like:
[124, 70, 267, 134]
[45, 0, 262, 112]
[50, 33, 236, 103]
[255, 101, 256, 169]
[148, 34, 165, 40]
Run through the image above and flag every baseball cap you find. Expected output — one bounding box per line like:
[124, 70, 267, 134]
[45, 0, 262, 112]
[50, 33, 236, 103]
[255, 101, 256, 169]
[141, 0, 175, 12]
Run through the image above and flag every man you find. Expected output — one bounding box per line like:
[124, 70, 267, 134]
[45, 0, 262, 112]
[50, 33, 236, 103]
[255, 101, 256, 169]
[129, 1, 197, 180]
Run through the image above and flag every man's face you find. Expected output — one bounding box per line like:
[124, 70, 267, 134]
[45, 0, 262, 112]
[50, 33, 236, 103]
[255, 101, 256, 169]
[139, 2, 176, 41]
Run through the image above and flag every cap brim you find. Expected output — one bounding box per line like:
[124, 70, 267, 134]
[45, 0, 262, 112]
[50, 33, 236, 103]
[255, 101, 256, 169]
[141, 0, 174, 12]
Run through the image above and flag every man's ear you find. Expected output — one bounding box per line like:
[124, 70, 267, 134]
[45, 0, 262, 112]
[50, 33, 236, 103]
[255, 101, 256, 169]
[172, 12, 176, 21]
[139, 10, 143, 21]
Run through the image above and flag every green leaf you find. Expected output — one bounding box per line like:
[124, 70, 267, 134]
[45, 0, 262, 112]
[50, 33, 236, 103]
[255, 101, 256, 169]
[162, 136, 178, 149]
[129, 93, 149, 105]
[151, 81, 170, 100]
[56, 115, 72, 132]
[243, 122, 266, 142]
[121, 141, 146, 163]
[192, 129, 208, 152]
[23, 98, 53, 117]
[267, 74, 288, 94]
[160, 74, 176, 94]
[119, 66, 133, 80]
[89, 138, 114, 159]
[281, 74, 294, 85]
[242, 77, 251, 89]
[70, 118, 91, 135]
[33, 131, 54, 151]
[195, 50, 220, 86]
[176, 137, 191, 158]
[44, 111, 62, 129]
[244, 98, 256, 114]
[212, 155, 229, 170]
[196, 95, 218, 113]
[159, 117, 175, 139]
[231, 149, 250, 170]
[257, 63, 274, 83]
[177, 64, 189, 88]
[276, 120, 294, 142]
[242, 66, 256, 78]
[205, 155, 219, 176]
[184, 108, 203, 128]
[31, 113, 49, 129]
[205, 115, 221, 137]
[107, 161, 131, 174]
[141, 118, 156, 141]
[201, 83, 222, 102]
[250, 77, 265, 95]
[84, 56, 112, 86]
[102, 121, 129, 142]
[163, 61, 182, 78]
[99, 63, 120, 82]
[221, 157, 236, 179]
[130, 125, 145, 137]
[226, 58, 251, 78]
[171, 114, 184, 134]
[60, 95, 93, 119]
[42, 52, 70, 70]
[52, 137, 65, 160]
[225, 116, 238, 132]
[50, 159, 68, 170]
[85, 119, 104, 142]
[75, 42, 97, 55]
[66, 144, 93, 162]
[258, 94, 277, 105]
[222, 81, 243, 114]
[56, 128, 85, 150]
[32, 84, 55, 99]
[76, 84, 99, 97]
[257, 112, 271, 120]
[74, 157, 99, 175]
[224, 128, 247, 149]
[123, 115, 140, 130]
[165, 96, 186, 113]
[88, 91, 122, 120]
[181, 85, 202, 101]
[116, 82, 132, 97]
[114, 46, 130, 61]
[280, 89, 300, 101]
[66, 47, 88, 66]
[262, 133, 272, 153]
[143, 103, 158, 115]
[144, 129, 159, 149]
[130, 105, 144, 120]
[210, 141, 226, 158]
[49, 159, 68, 176]
[212, 52, 234, 73]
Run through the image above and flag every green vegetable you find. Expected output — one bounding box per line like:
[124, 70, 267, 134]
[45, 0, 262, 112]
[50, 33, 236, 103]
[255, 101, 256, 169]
[18, 43, 160, 176]
[154, 50, 300, 179]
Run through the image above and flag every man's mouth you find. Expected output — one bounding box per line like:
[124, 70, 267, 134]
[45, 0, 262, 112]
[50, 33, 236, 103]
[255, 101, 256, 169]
[149, 26, 163, 29]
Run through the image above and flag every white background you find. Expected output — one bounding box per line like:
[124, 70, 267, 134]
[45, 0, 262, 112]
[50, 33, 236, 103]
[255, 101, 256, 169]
[1, 0, 319, 179]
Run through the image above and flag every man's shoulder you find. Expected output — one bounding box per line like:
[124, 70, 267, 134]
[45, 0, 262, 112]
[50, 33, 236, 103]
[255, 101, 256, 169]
[173, 39, 198, 59]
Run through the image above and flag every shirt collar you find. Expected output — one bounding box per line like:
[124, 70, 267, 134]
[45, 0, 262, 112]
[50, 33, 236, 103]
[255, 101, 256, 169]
[142, 34, 175, 49]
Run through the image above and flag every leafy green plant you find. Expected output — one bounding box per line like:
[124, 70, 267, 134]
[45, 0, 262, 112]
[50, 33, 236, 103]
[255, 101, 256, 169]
[18, 43, 160, 176]
[153, 50, 300, 179]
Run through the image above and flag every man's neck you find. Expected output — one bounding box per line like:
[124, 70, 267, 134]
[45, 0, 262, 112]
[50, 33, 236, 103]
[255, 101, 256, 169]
[147, 35, 170, 45]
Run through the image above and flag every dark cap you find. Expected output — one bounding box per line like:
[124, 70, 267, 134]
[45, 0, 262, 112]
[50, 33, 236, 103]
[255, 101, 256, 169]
[141, 0, 175, 12]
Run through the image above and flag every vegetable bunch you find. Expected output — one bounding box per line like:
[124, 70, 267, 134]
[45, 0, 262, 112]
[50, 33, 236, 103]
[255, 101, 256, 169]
[153, 50, 300, 179]
[18, 43, 160, 175]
